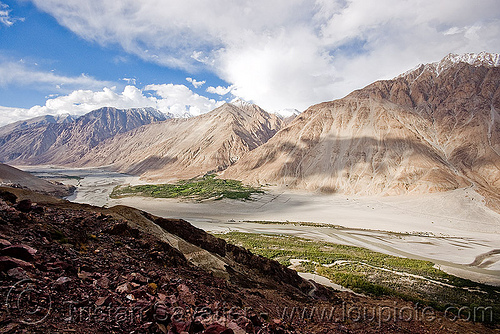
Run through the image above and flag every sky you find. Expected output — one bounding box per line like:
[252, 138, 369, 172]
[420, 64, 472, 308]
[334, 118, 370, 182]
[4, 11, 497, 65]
[0, 0, 499, 126]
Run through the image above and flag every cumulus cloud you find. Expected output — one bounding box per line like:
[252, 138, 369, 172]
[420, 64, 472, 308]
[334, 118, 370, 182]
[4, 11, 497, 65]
[206, 85, 233, 96]
[0, 60, 112, 91]
[145, 84, 223, 117]
[0, 84, 225, 126]
[28, 0, 500, 110]
[186, 77, 205, 88]
[0, 2, 24, 27]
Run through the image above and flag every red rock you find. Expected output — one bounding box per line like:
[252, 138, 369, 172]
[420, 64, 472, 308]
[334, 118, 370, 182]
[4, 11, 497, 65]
[96, 276, 110, 289]
[177, 283, 195, 305]
[6, 267, 28, 280]
[1, 244, 37, 262]
[54, 276, 72, 290]
[0, 238, 11, 248]
[204, 324, 234, 334]
[0, 256, 33, 271]
[95, 295, 113, 306]
[16, 199, 32, 212]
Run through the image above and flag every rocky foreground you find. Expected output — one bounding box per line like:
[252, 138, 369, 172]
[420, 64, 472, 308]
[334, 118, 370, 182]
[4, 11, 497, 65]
[0, 187, 496, 333]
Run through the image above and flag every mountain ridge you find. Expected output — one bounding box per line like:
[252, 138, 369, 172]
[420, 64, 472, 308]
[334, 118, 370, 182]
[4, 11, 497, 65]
[75, 102, 283, 181]
[223, 53, 500, 204]
[0, 106, 167, 164]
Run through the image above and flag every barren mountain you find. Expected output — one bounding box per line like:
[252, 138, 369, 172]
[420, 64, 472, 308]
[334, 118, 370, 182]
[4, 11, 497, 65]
[0, 107, 167, 164]
[0, 114, 75, 137]
[76, 101, 283, 181]
[223, 53, 500, 200]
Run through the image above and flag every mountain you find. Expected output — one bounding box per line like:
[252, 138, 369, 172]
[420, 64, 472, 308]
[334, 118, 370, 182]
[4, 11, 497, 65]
[0, 107, 167, 164]
[0, 163, 74, 197]
[0, 114, 76, 137]
[76, 102, 283, 181]
[223, 52, 500, 201]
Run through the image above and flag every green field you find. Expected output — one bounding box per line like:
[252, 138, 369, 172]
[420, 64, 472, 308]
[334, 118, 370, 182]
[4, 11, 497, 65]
[110, 174, 263, 200]
[215, 231, 500, 323]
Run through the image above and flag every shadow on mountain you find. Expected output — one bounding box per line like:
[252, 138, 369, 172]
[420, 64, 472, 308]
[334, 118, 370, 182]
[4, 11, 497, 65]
[244, 135, 469, 193]
[124, 155, 178, 175]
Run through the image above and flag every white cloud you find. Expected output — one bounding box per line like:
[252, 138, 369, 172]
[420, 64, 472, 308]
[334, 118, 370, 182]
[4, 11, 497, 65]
[0, 84, 225, 127]
[29, 0, 500, 110]
[206, 85, 233, 96]
[120, 77, 136, 85]
[0, 60, 112, 91]
[145, 84, 223, 117]
[186, 77, 205, 88]
[0, 2, 24, 27]
[0, 106, 30, 127]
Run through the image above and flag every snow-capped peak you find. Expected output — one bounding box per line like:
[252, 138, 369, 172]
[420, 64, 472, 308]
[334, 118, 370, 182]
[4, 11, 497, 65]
[434, 52, 500, 74]
[271, 108, 300, 118]
[230, 98, 254, 108]
[397, 52, 500, 80]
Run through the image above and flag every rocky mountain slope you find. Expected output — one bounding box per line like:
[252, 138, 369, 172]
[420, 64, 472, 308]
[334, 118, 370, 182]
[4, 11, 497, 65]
[0, 107, 167, 164]
[76, 102, 283, 181]
[0, 114, 76, 137]
[223, 53, 500, 201]
[0, 163, 74, 197]
[0, 185, 493, 333]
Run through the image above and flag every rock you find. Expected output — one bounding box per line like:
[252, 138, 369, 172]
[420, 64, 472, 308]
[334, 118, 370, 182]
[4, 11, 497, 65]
[54, 276, 72, 290]
[116, 282, 133, 294]
[0, 239, 11, 249]
[177, 284, 195, 305]
[1, 244, 37, 262]
[6, 267, 29, 280]
[0, 322, 18, 334]
[95, 295, 113, 306]
[154, 302, 169, 322]
[204, 324, 234, 334]
[105, 222, 128, 235]
[15, 199, 32, 212]
[131, 286, 149, 300]
[0, 191, 17, 204]
[189, 321, 205, 333]
[129, 272, 148, 283]
[0, 256, 33, 271]
[226, 321, 246, 334]
[172, 320, 191, 333]
[96, 276, 110, 289]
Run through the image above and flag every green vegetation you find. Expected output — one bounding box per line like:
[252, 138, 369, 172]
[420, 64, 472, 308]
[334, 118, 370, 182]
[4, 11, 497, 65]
[215, 231, 500, 322]
[110, 174, 263, 201]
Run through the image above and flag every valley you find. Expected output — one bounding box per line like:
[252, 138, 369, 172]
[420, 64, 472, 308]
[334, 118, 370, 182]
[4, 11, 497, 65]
[2, 52, 500, 332]
[23, 165, 500, 287]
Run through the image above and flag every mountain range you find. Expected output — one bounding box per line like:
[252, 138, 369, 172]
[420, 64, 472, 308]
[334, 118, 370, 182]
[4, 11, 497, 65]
[75, 101, 283, 180]
[0, 107, 167, 164]
[0, 52, 499, 206]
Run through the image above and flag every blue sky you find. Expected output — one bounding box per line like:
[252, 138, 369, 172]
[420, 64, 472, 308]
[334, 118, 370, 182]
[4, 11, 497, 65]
[0, 0, 499, 126]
